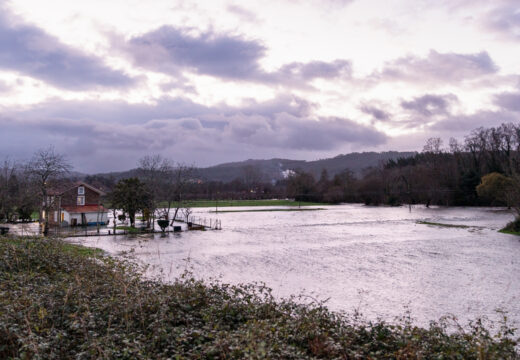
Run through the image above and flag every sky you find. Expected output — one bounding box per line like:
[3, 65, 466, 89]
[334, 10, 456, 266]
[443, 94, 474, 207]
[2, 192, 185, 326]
[0, 0, 519, 173]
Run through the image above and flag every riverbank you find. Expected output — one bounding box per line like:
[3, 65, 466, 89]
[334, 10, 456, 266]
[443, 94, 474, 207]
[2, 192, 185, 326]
[158, 199, 327, 208]
[1, 236, 518, 359]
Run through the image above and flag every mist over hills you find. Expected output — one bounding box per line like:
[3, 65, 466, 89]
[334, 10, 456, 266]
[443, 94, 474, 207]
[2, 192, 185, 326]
[85, 151, 416, 184]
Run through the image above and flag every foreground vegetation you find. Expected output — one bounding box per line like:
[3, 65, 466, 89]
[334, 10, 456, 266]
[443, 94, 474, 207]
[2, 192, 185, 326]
[1, 237, 518, 359]
[499, 218, 520, 236]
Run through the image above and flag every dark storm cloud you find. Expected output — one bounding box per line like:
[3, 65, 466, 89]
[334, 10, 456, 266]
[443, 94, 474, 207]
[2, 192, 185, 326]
[223, 113, 386, 150]
[272, 60, 352, 83]
[231, 94, 315, 118]
[11, 93, 313, 126]
[495, 91, 520, 112]
[0, 95, 387, 171]
[125, 26, 266, 79]
[10, 96, 211, 125]
[360, 104, 391, 121]
[0, 4, 136, 90]
[122, 26, 352, 87]
[375, 50, 498, 83]
[431, 110, 519, 132]
[401, 94, 457, 116]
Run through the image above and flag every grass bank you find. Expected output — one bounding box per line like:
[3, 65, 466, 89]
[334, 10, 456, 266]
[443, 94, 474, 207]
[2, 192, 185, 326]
[210, 208, 325, 213]
[500, 218, 520, 236]
[1, 237, 518, 359]
[417, 221, 476, 229]
[499, 229, 520, 236]
[159, 199, 327, 208]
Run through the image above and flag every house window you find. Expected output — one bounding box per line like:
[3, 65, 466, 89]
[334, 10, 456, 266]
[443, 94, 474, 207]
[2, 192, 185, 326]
[77, 196, 85, 206]
[78, 186, 85, 195]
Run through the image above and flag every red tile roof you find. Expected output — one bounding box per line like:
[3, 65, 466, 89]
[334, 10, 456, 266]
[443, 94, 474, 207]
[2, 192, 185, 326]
[62, 205, 107, 214]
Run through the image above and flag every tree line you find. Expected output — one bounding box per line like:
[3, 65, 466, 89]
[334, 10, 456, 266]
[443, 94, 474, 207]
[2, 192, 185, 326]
[285, 123, 520, 211]
[2, 123, 520, 232]
[0, 149, 195, 232]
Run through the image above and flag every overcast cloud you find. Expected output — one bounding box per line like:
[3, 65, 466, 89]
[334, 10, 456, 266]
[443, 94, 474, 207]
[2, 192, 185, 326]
[0, 4, 136, 90]
[0, 0, 519, 172]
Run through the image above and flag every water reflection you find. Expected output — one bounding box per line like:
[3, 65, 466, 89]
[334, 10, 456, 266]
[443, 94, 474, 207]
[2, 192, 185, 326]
[69, 204, 520, 327]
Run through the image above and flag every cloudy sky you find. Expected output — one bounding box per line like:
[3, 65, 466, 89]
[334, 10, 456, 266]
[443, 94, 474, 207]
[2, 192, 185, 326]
[0, 0, 519, 172]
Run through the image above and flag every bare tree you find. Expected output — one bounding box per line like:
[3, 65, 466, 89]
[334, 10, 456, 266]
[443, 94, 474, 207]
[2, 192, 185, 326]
[26, 146, 72, 235]
[422, 137, 443, 154]
[181, 206, 193, 223]
[160, 163, 196, 226]
[138, 155, 173, 229]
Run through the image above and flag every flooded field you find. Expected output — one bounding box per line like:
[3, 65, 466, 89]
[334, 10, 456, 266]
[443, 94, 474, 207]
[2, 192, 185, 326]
[71, 204, 520, 327]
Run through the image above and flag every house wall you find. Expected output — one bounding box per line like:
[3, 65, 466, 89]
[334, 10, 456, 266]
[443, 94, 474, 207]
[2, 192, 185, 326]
[84, 212, 108, 225]
[66, 212, 108, 226]
[50, 210, 71, 226]
[63, 211, 70, 224]
[60, 185, 101, 206]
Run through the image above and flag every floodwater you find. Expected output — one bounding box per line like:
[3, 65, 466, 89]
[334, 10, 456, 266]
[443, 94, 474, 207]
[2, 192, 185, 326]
[70, 204, 520, 327]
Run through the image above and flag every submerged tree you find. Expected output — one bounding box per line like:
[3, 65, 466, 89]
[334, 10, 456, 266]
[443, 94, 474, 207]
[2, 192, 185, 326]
[138, 155, 173, 228]
[287, 171, 318, 203]
[162, 164, 196, 225]
[111, 178, 149, 228]
[476, 172, 518, 209]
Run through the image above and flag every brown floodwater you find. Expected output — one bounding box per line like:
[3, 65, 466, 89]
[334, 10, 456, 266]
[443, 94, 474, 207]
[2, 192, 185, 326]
[69, 204, 520, 327]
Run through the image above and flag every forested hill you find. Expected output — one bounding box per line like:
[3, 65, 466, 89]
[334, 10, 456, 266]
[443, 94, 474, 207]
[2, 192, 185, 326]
[86, 151, 415, 184]
[200, 151, 416, 182]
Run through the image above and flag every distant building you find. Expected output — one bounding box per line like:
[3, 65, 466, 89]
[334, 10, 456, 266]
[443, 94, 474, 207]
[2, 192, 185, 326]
[48, 182, 108, 226]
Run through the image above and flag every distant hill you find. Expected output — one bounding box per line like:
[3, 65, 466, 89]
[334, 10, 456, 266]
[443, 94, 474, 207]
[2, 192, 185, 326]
[199, 151, 416, 182]
[86, 151, 416, 184]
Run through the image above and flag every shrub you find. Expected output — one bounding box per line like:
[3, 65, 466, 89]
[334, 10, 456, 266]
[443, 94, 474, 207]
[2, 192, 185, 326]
[157, 219, 169, 232]
[0, 237, 518, 359]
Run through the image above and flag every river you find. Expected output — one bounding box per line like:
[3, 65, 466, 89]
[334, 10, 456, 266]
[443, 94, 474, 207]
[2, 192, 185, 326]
[70, 204, 520, 327]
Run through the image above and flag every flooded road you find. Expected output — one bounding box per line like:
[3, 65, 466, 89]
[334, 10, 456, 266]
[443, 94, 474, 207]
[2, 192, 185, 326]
[71, 204, 520, 327]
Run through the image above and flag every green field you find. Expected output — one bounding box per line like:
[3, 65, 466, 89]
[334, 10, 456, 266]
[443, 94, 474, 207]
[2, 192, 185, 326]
[499, 229, 520, 236]
[416, 221, 472, 229]
[159, 199, 327, 208]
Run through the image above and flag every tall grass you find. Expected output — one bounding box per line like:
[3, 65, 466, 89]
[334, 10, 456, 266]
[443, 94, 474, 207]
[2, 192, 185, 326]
[0, 237, 518, 359]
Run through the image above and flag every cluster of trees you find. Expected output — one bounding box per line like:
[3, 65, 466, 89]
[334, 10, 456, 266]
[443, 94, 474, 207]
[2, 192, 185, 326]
[0, 159, 37, 223]
[3, 123, 520, 233]
[285, 123, 520, 210]
[0, 147, 75, 234]
[0, 149, 197, 232]
[84, 165, 286, 204]
[108, 156, 195, 229]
